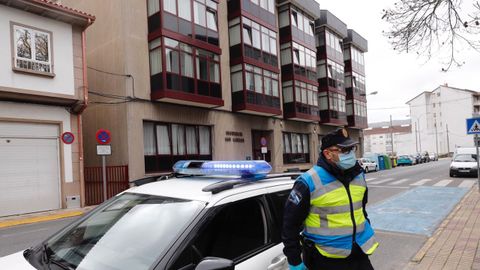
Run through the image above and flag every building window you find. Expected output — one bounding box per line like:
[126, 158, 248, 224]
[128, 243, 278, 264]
[252, 0, 274, 14]
[289, 42, 316, 81]
[11, 23, 53, 75]
[318, 59, 345, 90]
[351, 46, 365, 73]
[244, 64, 279, 97]
[241, 16, 278, 66]
[290, 8, 314, 38]
[147, 0, 160, 16]
[163, 0, 176, 14]
[143, 121, 212, 172]
[149, 37, 221, 97]
[283, 132, 310, 164]
[156, 0, 218, 46]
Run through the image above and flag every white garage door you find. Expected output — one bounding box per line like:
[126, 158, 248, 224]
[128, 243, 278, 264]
[0, 122, 61, 217]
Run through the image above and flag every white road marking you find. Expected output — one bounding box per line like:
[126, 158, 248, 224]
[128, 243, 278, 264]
[410, 179, 433, 186]
[366, 178, 377, 182]
[369, 178, 394, 185]
[367, 185, 409, 189]
[389, 179, 409, 185]
[459, 180, 476, 188]
[433, 180, 452, 187]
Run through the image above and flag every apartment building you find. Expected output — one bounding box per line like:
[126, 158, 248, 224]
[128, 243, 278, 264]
[407, 85, 478, 155]
[363, 122, 415, 155]
[62, 0, 369, 184]
[0, 0, 94, 216]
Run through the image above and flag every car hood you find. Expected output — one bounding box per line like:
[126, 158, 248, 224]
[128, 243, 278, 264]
[451, 161, 477, 168]
[0, 251, 34, 269]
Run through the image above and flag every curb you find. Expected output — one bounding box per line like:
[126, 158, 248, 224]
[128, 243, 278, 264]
[408, 187, 476, 264]
[0, 210, 86, 229]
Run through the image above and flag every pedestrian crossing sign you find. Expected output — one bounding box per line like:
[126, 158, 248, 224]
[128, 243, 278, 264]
[466, 117, 480, 134]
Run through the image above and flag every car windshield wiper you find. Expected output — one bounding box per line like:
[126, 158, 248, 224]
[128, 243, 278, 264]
[41, 244, 74, 270]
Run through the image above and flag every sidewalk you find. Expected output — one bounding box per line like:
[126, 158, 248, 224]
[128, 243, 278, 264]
[405, 186, 480, 270]
[0, 206, 94, 229]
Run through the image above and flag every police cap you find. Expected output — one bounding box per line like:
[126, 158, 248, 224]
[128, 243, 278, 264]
[321, 128, 358, 150]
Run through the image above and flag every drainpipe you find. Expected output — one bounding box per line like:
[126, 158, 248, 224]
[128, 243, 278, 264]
[78, 21, 91, 207]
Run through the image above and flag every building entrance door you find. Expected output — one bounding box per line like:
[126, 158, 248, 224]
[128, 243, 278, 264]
[251, 130, 272, 162]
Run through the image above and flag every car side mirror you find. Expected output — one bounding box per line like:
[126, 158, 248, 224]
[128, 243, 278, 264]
[195, 257, 234, 270]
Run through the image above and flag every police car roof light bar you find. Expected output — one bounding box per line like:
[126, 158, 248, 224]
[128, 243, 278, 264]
[173, 160, 272, 178]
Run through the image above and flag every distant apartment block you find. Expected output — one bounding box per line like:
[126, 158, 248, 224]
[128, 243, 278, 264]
[407, 85, 479, 155]
[363, 121, 415, 155]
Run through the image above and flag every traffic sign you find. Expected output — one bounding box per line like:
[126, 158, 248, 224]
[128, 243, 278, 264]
[61, 132, 75, 144]
[260, 137, 267, 146]
[96, 129, 111, 144]
[96, 145, 112, 156]
[467, 117, 480, 134]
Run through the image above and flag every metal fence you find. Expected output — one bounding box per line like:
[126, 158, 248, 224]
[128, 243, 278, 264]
[84, 165, 129, 206]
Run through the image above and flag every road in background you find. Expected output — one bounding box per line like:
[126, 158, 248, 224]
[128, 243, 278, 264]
[368, 158, 475, 269]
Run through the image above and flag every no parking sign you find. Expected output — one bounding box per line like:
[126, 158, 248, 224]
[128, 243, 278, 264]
[96, 129, 111, 144]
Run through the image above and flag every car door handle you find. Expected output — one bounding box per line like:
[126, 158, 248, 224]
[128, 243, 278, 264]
[267, 255, 287, 270]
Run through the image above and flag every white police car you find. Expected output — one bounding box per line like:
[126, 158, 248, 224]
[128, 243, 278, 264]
[0, 160, 298, 270]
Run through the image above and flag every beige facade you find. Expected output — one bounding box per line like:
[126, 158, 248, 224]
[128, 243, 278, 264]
[63, 0, 364, 180]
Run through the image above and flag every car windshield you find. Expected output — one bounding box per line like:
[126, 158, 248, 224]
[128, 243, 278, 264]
[44, 193, 205, 270]
[454, 154, 477, 162]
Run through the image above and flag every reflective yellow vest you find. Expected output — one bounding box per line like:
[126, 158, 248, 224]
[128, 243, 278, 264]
[299, 165, 379, 258]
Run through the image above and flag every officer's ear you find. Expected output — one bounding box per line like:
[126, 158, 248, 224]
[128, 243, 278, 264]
[323, 148, 333, 161]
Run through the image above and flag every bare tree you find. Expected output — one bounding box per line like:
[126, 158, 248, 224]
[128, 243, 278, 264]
[382, 0, 480, 71]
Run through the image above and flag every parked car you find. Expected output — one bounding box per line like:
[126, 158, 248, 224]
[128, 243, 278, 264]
[358, 158, 378, 173]
[422, 152, 430, 162]
[0, 160, 298, 270]
[450, 154, 478, 177]
[429, 153, 438, 161]
[409, 155, 418, 165]
[397, 155, 414, 166]
[413, 153, 423, 164]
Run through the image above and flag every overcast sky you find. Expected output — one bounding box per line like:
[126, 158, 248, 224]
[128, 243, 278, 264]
[318, 0, 480, 124]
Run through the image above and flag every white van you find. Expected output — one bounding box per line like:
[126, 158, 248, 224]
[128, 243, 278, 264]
[450, 147, 478, 177]
[454, 147, 477, 155]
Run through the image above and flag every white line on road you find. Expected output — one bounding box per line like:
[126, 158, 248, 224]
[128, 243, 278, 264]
[366, 178, 377, 182]
[410, 179, 432, 186]
[459, 180, 476, 188]
[389, 179, 409, 185]
[433, 180, 452, 187]
[367, 185, 409, 189]
[369, 178, 394, 185]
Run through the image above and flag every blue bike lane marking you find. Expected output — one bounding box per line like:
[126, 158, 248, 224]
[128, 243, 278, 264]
[367, 186, 469, 236]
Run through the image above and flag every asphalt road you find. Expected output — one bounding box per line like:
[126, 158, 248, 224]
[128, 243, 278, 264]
[0, 217, 79, 257]
[0, 158, 474, 270]
[367, 158, 476, 270]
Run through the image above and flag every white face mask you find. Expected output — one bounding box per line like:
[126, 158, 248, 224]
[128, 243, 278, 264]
[336, 150, 357, 170]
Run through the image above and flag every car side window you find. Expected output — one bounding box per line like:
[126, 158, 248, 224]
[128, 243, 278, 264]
[170, 197, 270, 270]
[266, 190, 291, 244]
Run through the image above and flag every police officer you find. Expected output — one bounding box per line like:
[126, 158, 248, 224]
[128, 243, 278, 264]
[282, 128, 378, 270]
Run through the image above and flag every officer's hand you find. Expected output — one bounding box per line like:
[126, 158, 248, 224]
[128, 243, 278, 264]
[288, 262, 306, 270]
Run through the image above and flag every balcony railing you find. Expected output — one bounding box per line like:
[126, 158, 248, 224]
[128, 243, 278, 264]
[284, 102, 320, 121]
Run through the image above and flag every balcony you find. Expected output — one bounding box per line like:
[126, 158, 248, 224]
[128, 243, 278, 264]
[150, 73, 223, 108]
[232, 91, 281, 116]
[348, 115, 368, 129]
[319, 110, 348, 126]
[284, 102, 320, 122]
[227, 0, 277, 28]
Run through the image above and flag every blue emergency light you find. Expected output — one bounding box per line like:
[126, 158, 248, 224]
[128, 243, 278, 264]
[173, 160, 272, 178]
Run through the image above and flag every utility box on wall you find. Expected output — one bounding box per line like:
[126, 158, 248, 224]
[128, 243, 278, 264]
[66, 195, 80, 209]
